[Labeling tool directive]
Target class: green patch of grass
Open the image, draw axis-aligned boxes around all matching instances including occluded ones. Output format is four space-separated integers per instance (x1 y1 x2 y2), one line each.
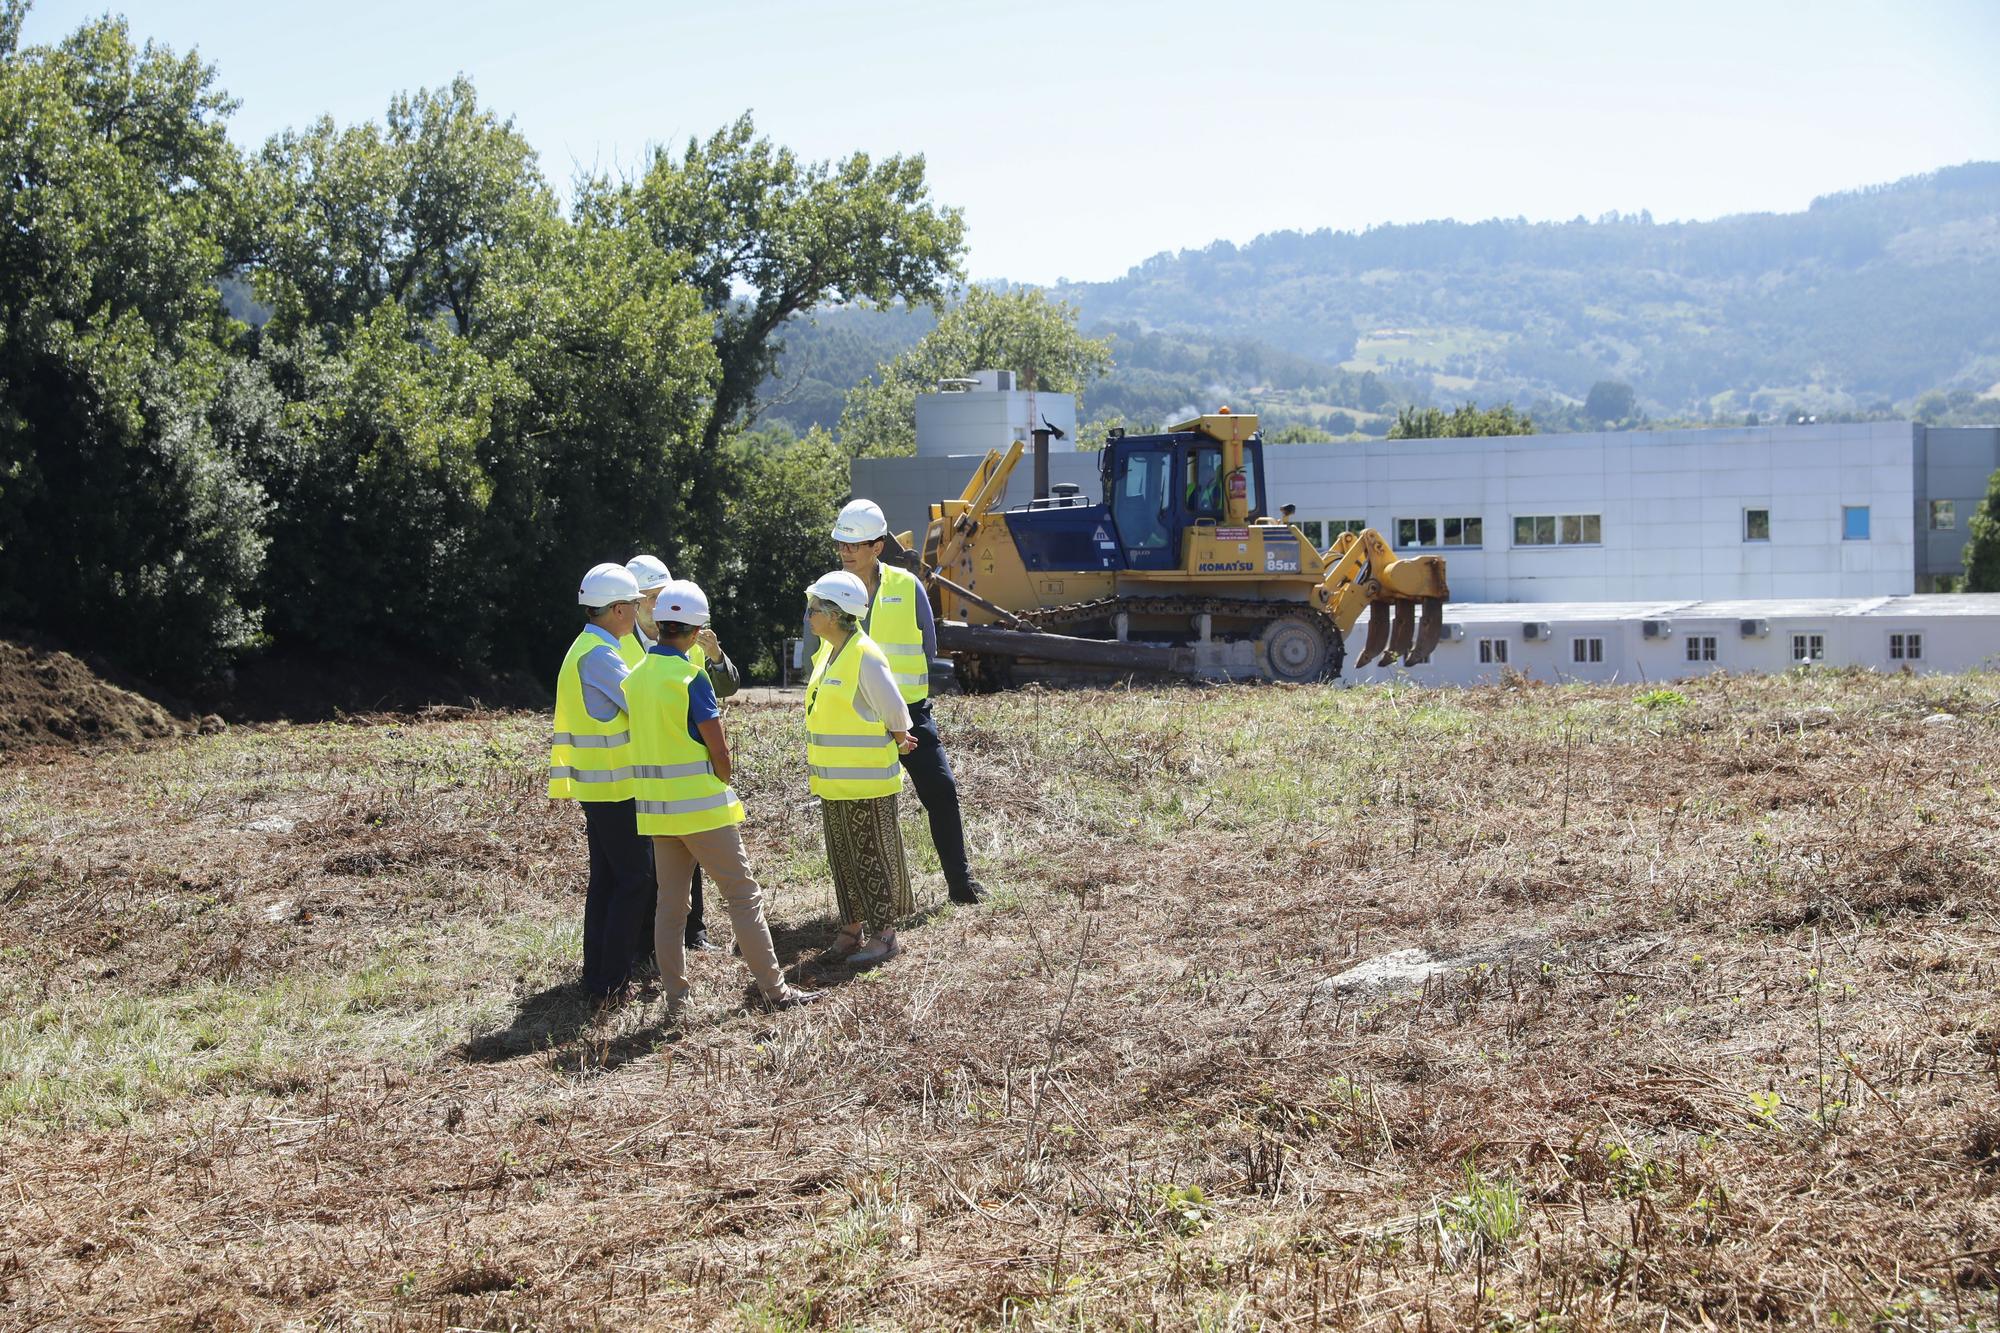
0 916 576 1131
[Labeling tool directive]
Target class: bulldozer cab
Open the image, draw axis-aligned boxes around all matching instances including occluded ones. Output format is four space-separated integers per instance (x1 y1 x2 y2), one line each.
1100 428 1266 571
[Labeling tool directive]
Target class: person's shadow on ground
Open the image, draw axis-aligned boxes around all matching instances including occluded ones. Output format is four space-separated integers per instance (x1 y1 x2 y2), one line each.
458 983 595 1063
456 915 882 1066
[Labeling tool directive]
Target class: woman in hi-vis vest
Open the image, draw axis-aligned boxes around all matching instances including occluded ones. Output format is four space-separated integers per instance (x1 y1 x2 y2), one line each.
802 571 918 966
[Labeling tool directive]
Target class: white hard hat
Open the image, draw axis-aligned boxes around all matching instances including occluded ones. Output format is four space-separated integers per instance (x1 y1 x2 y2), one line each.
626 553 672 591
805 570 871 617
652 578 711 628
578 562 641 608
830 499 888 544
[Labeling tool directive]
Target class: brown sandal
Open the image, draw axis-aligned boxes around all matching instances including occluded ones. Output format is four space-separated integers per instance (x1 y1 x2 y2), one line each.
820 924 864 962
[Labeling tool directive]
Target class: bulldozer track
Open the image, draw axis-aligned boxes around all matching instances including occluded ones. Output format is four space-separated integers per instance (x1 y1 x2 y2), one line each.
1017 595 1318 632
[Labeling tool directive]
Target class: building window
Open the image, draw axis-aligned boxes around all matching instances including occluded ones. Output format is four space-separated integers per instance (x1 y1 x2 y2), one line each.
1298 518 1367 547
1930 501 1956 530
1744 508 1770 542
1791 633 1825 663
1842 505 1871 541
1478 638 1509 665
1889 632 1923 661
1395 516 1482 549
1515 514 1601 546
1571 637 1604 664
1685 635 1718 663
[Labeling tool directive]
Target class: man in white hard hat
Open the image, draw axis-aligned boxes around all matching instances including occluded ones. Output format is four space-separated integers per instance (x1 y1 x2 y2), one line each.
625 578 821 1011
826 498 990 906
549 562 652 1003
623 553 744 956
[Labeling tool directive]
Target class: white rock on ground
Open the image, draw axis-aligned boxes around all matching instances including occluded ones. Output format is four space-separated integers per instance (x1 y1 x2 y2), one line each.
1317 947 1450 994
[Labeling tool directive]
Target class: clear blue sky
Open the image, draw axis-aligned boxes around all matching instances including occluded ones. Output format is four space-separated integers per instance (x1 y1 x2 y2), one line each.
23 0 2000 285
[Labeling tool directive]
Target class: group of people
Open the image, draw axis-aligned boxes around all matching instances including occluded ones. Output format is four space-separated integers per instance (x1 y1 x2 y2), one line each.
546 498 988 1012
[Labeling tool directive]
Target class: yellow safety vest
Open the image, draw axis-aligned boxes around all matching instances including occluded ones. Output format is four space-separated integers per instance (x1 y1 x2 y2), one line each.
868 563 929 703
805 632 905 800
622 631 705 672
549 631 633 802
624 651 745 836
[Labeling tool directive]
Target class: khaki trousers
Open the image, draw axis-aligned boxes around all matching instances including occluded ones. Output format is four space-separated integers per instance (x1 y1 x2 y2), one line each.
652 825 788 1000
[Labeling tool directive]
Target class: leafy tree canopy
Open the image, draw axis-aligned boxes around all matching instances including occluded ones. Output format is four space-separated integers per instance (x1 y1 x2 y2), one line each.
1964 469 2000 593
595 113 967 458
0 6 267 680
1388 403 1535 439
838 286 1112 457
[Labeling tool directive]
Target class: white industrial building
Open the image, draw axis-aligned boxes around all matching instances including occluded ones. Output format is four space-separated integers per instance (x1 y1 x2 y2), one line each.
911 369 1078 460
856 377 2000 684
1345 595 2000 686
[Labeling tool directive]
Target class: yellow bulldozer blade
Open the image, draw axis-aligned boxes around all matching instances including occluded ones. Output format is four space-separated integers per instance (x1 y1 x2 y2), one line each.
1407 597 1447 665
1353 600 1393 668
1382 600 1417 665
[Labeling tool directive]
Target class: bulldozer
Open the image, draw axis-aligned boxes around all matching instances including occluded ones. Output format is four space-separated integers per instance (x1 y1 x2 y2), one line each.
902 410 1450 689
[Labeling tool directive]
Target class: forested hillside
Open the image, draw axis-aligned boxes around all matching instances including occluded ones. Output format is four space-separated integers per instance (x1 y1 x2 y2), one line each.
761 164 2000 439
761 304 1406 442
1056 164 2000 419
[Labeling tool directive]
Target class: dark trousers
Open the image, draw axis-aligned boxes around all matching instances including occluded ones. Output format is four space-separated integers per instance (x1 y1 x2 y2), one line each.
638 863 705 955
581 798 653 996
901 699 972 893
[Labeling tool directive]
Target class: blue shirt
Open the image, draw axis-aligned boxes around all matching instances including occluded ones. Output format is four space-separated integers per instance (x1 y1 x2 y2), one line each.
651 644 720 744
577 623 631 722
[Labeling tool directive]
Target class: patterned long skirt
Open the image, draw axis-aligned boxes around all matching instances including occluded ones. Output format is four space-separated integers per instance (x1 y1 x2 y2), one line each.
820 794 913 931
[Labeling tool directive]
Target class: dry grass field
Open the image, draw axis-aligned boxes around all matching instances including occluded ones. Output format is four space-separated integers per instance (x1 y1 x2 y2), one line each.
2 671 1998 1330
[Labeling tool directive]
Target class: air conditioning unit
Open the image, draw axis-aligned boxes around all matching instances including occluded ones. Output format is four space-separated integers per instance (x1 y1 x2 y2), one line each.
1641 619 1672 639
1739 619 1770 638
1522 622 1553 640
1441 623 1466 642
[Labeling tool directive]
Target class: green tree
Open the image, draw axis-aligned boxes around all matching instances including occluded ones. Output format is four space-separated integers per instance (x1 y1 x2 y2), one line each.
704 428 850 677
838 286 1113 456
1584 380 1637 423
250 85 721 671
1964 468 2000 592
470 218 719 670
254 76 551 345
1389 403 1534 439
0 9 268 682
1269 423 1335 444
603 113 966 461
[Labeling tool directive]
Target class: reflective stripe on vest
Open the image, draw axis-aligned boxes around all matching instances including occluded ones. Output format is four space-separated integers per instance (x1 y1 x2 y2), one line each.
548 764 636 784
636 790 742 818
624 650 746 836
868 564 929 703
804 632 904 801
549 631 633 803
551 730 631 749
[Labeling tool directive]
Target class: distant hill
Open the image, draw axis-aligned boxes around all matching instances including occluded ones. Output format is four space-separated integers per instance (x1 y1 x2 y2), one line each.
1053 162 2000 419
757 162 2000 439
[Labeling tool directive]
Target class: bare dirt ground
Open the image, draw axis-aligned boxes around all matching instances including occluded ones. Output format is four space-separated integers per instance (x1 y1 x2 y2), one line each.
2 671 1997 1330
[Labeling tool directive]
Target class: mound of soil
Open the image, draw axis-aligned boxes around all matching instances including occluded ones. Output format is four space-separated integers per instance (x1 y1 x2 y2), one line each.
0 640 186 753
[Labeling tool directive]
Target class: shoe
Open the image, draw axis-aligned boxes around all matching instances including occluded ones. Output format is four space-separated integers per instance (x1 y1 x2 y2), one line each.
589 983 632 1013
849 934 901 967
820 924 864 962
686 931 721 953
765 985 824 1010
949 879 991 905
